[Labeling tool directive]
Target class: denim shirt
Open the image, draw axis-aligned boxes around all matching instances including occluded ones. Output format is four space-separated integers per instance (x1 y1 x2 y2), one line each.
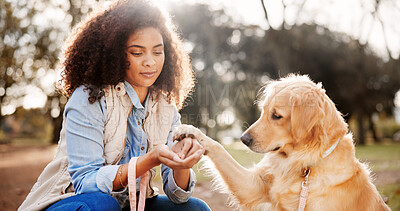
64 81 195 203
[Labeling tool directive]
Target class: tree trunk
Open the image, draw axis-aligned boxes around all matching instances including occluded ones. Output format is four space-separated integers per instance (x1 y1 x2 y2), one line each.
369 115 380 143
51 112 63 144
356 114 365 145
0 90 5 133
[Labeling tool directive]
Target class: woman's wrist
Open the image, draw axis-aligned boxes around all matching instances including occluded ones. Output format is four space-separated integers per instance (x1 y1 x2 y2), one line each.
118 164 128 188
147 149 161 167
173 168 190 190
113 152 160 191
135 151 160 177
113 163 128 190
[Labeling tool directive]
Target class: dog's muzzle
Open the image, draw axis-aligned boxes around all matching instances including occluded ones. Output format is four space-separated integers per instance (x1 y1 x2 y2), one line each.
240 133 253 146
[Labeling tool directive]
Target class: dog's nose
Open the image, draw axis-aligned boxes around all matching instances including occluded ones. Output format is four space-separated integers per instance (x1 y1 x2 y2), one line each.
240 133 253 146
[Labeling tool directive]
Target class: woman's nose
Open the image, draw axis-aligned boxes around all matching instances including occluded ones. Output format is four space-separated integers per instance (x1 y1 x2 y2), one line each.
143 54 156 67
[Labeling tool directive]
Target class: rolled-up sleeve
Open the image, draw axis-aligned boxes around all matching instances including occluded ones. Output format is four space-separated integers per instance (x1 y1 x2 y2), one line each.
161 107 196 204
65 87 118 194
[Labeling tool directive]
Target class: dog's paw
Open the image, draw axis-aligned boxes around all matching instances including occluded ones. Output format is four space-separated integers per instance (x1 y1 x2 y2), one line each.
173 124 221 155
173 124 203 142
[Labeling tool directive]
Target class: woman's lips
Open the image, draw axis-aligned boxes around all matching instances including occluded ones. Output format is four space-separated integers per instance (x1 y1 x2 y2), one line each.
140 72 156 78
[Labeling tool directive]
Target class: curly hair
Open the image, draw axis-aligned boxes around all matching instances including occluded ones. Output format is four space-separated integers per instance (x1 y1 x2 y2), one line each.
59 0 194 110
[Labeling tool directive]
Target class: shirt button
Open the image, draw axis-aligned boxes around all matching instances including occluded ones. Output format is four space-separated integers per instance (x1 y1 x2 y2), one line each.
141 147 145 151
137 121 141 125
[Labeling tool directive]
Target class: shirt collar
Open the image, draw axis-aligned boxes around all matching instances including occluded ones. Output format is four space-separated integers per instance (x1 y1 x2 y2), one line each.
123 81 149 110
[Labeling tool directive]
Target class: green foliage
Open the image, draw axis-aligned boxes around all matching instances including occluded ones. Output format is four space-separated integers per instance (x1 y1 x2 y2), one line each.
376 118 400 139
0 0 101 143
2 107 53 144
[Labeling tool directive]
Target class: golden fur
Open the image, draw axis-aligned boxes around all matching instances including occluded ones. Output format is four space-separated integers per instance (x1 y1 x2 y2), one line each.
174 74 390 211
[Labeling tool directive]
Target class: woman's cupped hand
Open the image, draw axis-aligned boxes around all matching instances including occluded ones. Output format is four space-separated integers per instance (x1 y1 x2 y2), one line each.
151 138 204 170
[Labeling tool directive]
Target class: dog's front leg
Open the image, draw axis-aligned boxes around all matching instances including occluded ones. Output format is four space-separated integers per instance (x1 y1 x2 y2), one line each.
174 125 270 207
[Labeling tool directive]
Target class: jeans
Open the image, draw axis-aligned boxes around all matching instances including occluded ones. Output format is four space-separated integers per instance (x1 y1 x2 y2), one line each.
141 195 211 211
45 193 120 211
46 193 211 211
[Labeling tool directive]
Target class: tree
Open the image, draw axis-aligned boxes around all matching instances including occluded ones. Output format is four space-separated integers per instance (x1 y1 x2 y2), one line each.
260 0 400 144
0 0 100 143
170 4 277 140
0 0 16 130
170 1 400 144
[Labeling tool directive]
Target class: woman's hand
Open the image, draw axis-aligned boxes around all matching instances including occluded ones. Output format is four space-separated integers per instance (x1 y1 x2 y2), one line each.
171 137 204 169
149 145 183 168
149 138 204 170
150 139 204 190
170 137 204 190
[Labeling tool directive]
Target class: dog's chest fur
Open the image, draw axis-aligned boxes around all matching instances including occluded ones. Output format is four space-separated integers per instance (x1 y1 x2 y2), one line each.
257 144 360 211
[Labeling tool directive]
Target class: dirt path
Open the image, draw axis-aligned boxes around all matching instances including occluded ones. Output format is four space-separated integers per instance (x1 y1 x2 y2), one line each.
1 145 398 210
0 145 56 210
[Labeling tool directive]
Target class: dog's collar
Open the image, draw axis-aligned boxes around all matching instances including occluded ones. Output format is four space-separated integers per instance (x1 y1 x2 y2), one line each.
302 138 340 175
322 138 340 158
304 138 340 169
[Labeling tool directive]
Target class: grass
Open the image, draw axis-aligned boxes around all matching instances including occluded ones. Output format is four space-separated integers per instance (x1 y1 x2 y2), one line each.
355 143 400 210
356 144 400 171
356 143 400 160
380 183 400 211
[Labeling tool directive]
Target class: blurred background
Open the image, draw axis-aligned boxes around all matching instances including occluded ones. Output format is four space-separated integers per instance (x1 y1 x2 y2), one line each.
1 0 400 210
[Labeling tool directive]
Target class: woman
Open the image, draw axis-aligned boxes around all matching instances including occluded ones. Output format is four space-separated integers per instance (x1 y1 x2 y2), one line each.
19 0 210 210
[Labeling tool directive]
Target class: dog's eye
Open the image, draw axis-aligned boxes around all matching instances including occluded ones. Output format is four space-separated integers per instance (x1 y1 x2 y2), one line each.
272 113 283 120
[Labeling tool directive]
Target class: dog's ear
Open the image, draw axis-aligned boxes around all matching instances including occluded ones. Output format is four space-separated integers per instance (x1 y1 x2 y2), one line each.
290 91 325 142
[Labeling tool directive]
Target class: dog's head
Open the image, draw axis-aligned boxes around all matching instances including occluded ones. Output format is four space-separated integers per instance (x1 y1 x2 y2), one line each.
241 74 347 157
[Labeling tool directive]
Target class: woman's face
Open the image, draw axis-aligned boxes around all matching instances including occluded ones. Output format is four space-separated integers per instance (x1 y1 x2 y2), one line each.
125 27 165 92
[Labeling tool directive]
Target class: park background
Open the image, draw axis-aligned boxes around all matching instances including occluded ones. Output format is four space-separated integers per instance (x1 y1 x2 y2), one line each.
1 0 400 210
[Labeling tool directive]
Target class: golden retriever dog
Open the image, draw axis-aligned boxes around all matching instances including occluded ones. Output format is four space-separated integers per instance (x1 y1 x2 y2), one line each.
174 74 390 211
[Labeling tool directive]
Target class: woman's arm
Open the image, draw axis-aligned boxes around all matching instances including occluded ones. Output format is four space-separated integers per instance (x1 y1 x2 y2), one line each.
66 87 117 194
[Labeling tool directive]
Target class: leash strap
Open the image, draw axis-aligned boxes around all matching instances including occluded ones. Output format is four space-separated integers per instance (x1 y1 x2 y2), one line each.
128 157 147 211
297 168 310 211
297 181 309 211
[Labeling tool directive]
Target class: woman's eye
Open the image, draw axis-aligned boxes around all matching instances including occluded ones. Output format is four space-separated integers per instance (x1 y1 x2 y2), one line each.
153 51 163 55
130 52 142 56
272 113 283 120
